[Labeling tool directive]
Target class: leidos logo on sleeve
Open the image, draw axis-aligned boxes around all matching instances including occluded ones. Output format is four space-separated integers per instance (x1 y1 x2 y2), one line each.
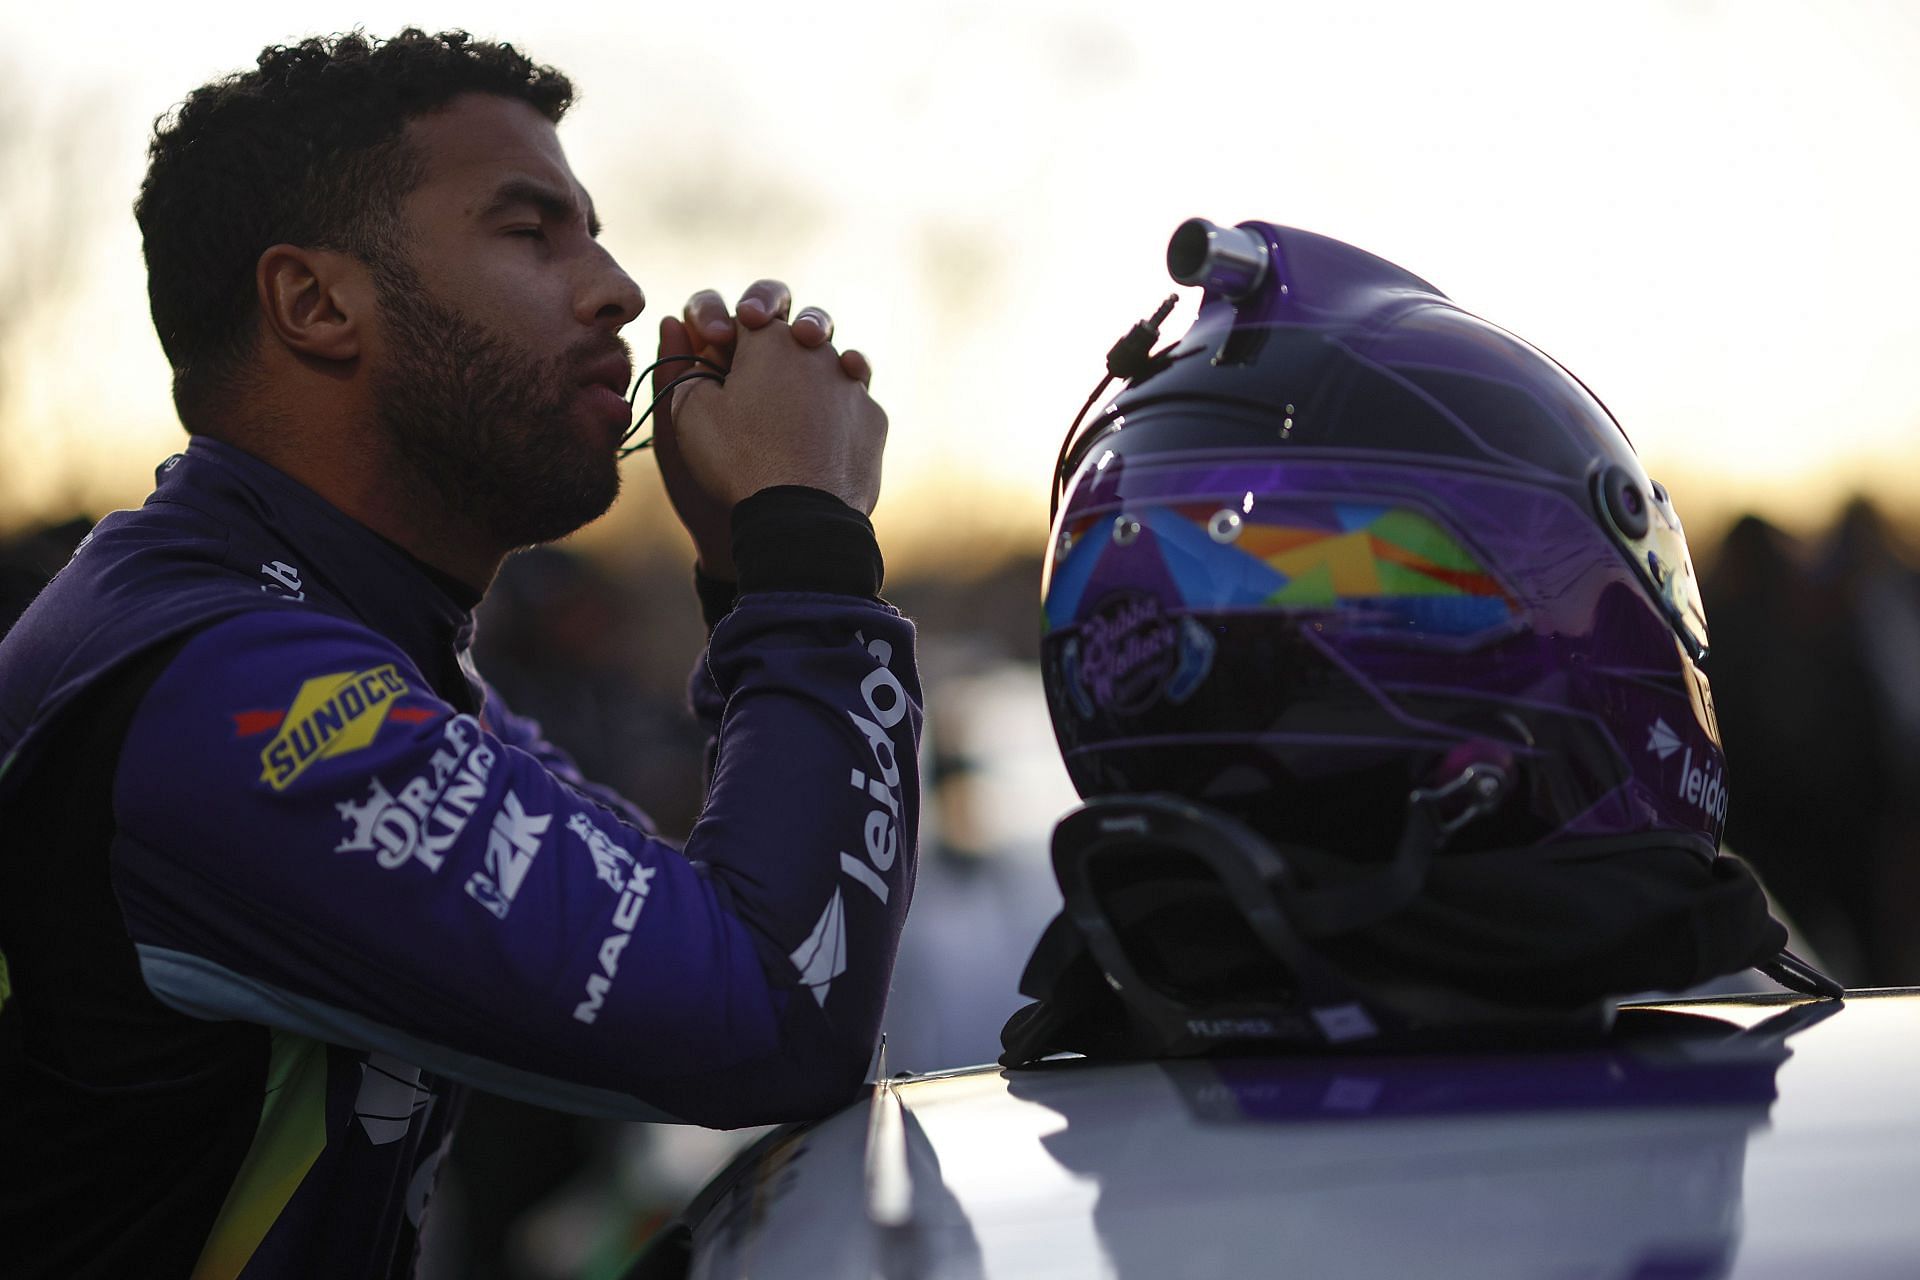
259 665 410 791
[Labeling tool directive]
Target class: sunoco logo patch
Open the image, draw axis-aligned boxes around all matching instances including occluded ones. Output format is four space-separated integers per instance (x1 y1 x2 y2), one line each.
259 665 409 791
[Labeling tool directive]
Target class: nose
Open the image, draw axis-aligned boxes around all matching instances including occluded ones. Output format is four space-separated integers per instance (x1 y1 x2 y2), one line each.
579 243 645 330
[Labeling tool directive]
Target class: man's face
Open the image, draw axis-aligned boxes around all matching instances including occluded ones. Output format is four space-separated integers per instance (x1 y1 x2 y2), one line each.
370 93 644 549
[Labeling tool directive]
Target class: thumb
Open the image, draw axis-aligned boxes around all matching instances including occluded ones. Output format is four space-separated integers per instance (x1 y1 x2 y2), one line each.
648 317 691 459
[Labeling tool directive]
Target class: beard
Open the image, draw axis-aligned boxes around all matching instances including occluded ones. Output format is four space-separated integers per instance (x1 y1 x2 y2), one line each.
370 269 625 550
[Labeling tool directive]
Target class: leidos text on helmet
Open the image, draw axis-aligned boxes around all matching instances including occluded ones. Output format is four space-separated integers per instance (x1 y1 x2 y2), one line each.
1679 746 1727 823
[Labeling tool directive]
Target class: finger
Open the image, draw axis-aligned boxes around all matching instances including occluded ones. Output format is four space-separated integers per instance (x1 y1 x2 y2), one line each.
670 364 721 422
735 278 792 329
649 317 689 439
655 316 694 392
653 320 721 440
683 289 734 348
839 349 872 388
791 306 834 347
657 313 692 360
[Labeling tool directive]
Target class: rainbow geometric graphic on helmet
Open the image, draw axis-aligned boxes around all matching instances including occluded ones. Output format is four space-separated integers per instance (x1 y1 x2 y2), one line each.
1045 501 1514 638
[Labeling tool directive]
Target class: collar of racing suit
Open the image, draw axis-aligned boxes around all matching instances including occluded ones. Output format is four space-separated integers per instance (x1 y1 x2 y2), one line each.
156 437 487 712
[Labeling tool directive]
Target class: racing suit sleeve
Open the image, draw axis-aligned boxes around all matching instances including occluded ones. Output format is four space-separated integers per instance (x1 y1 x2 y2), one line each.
480 685 659 837
688 573 731 785
109 589 919 1128
686 486 885 786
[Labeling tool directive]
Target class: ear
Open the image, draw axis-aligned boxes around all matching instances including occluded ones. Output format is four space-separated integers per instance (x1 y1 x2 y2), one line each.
256 244 370 363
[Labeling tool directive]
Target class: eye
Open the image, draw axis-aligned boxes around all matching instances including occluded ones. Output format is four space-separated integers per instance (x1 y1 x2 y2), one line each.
506 226 547 242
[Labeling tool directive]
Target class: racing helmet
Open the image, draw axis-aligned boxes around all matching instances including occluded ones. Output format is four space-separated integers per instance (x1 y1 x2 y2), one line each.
1006 220 1837 1063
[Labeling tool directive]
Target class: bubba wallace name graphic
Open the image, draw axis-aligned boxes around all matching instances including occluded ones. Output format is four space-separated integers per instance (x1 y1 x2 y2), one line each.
336 714 495 871
790 633 912 1007
1078 591 1179 714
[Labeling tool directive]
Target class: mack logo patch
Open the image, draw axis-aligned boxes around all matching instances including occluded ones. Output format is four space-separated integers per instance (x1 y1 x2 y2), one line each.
567 813 636 893
259 665 409 791
573 861 659 1024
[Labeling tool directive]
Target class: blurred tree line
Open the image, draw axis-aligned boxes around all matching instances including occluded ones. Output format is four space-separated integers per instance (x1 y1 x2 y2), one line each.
0 72 103 517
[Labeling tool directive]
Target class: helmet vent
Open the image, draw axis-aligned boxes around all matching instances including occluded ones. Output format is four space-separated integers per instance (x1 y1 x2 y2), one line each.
1167 218 1271 300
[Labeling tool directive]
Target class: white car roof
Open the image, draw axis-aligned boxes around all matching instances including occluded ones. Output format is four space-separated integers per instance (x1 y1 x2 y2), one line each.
677 991 1920 1279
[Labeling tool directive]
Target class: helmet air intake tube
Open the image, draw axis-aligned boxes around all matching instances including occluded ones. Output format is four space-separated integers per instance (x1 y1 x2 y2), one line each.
1167 218 1271 300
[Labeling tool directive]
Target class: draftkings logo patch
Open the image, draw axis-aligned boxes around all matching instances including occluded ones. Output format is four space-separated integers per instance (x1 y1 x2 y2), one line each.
255 665 410 791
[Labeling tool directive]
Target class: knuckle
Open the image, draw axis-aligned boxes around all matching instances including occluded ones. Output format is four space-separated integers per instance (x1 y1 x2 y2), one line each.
746 279 792 310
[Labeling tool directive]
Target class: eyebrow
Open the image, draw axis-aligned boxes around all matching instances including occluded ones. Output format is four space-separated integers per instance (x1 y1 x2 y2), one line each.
479 178 601 238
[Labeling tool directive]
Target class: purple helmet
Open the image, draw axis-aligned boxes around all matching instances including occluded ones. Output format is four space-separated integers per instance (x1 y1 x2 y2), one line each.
1045 220 1719 857
1010 221 1834 1060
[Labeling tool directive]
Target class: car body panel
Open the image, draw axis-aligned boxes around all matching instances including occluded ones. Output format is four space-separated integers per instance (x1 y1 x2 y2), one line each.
675 991 1920 1279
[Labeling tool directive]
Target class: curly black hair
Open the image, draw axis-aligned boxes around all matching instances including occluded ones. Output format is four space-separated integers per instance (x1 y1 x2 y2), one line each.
135 29 574 431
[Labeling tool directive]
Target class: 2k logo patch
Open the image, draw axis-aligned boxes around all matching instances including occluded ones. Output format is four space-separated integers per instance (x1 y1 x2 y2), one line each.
465 791 551 919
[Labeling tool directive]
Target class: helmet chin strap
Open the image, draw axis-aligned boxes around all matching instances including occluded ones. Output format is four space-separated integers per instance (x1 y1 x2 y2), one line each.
1282 761 1510 938
1009 773 1847 1065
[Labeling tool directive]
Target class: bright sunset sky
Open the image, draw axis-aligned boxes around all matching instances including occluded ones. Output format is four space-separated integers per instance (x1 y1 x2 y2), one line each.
3 1 1916 567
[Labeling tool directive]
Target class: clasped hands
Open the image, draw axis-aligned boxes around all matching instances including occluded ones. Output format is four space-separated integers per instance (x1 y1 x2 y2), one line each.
651 279 886 580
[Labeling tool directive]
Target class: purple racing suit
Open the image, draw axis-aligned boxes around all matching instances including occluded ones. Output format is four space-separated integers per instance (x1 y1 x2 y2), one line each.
0 439 921 1278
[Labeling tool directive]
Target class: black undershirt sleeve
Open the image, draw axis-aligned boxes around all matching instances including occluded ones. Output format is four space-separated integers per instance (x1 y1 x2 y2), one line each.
693 485 886 631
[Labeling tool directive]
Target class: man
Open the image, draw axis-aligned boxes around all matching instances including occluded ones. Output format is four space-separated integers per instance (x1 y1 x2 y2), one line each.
0 29 919 1279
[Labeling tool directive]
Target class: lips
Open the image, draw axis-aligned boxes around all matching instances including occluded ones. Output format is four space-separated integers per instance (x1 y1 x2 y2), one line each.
575 348 635 437
577 350 634 401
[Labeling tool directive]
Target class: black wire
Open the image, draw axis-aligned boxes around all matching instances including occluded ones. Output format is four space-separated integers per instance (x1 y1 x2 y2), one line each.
1047 294 1183 524
626 352 728 411
629 351 725 395
618 370 726 458
619 353 729 454
1050 374 1115 524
